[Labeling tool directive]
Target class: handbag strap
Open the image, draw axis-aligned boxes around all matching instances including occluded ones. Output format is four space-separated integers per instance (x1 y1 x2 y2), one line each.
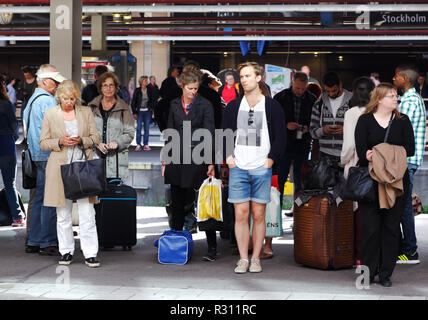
383 113 395 143
25 93 50 141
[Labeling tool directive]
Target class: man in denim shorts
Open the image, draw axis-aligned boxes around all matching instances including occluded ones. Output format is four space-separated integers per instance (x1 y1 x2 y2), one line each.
221 62 286 274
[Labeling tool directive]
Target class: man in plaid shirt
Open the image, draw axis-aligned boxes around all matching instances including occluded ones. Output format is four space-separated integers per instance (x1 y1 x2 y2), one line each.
393 64 426 264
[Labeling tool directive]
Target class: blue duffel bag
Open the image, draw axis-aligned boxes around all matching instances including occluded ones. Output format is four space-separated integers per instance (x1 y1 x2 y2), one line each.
154 229 194 265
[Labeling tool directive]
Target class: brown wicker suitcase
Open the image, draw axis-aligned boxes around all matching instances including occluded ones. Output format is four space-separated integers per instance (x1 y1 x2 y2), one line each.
293 195 354 269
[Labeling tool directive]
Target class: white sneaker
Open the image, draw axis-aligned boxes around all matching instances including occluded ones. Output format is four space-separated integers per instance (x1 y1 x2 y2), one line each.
234 259 249 274
135 145 143 151
249 258 262 273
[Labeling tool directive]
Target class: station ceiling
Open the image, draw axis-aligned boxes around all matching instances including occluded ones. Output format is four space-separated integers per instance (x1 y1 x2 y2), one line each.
0 1 428 53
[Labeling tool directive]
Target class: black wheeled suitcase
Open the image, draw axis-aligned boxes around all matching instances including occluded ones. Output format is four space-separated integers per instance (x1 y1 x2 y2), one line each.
95 154 137 250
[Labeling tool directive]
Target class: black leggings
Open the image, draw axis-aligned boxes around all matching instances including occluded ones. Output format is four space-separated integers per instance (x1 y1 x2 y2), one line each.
170 186 196 231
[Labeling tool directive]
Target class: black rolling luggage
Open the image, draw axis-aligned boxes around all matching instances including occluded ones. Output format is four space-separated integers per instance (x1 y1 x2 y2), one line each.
95 154 137 250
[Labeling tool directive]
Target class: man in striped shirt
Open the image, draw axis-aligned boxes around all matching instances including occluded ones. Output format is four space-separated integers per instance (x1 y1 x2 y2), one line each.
393 64 426 264
309 71 353 165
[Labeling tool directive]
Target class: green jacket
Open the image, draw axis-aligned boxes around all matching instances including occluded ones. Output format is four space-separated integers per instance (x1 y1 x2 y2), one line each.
89 95 135 179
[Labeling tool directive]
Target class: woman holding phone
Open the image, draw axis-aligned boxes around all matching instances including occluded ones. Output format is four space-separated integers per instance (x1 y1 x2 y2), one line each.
40 80 101 268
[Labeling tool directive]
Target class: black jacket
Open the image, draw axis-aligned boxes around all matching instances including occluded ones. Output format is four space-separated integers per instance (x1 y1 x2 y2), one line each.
221 96 286 174
0 99 18 139
155 77 182 131
197 85 226 129
273 88 316 154
81 83 99 106
164 95 215 188
131 87 155 115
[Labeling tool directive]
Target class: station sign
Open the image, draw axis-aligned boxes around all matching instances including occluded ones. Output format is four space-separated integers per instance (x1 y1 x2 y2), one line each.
371 12 428 27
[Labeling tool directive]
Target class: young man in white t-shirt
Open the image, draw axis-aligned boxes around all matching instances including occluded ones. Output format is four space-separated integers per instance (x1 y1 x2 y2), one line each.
222 62 286 274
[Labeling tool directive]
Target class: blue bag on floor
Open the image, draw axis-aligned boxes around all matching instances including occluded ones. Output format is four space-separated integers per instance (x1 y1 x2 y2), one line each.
154 229 194 265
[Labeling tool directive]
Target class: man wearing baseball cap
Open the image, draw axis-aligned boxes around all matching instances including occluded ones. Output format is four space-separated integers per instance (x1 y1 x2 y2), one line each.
23 64 66 256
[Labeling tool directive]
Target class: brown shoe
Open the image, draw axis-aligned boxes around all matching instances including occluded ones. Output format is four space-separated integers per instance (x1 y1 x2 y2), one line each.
39 246 60 256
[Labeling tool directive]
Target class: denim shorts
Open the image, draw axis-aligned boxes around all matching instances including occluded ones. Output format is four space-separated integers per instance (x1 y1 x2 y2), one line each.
228 165 272 204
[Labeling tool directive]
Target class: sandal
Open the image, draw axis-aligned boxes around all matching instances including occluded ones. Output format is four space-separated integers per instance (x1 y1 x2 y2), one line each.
260 251 274 259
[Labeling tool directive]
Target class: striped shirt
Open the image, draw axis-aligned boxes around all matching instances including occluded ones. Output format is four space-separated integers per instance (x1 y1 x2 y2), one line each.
398 87 426 166
310 89 353 157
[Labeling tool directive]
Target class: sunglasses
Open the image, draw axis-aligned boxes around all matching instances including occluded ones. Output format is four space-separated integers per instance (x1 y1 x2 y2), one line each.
248 109 254 126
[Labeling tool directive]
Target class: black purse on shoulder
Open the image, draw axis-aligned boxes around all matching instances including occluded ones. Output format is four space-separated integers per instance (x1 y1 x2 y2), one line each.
343 113 394 202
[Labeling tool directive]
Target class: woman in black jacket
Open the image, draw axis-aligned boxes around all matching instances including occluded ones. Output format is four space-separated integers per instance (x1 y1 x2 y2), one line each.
131 76 154 151
162 71 216 258
0 80 24 227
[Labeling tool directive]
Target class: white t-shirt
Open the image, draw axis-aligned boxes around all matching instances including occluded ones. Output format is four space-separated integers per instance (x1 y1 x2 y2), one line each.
234 96 270 170
329 94 344 118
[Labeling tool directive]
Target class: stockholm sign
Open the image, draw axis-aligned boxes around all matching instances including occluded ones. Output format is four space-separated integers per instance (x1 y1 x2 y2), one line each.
371 12 428 26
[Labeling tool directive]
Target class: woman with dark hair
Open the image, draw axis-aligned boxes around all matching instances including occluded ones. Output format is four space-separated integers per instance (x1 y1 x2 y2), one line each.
162 71 216 260
88 72 134 179
131 75 153 151
355 83 415 287
0 80 24 227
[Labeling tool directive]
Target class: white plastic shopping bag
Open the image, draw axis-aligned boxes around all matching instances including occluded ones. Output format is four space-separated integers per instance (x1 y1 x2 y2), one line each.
197 177 223 222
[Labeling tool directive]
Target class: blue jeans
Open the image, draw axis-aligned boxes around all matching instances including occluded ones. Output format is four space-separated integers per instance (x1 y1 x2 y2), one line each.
0 152 22 220
401 163 418 255
278 151 308 208
136 110 152 146
27 161 57 248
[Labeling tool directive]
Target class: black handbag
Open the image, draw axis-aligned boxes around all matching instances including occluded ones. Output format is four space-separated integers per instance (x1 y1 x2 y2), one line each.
21 94 49 189
22 139 37 189
343 166 376 202
60 148 107 200
343 113 394 202
301 157 337 190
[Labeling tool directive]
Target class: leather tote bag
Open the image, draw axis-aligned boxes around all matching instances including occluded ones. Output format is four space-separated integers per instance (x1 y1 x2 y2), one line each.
343 166 376 202
61 148 107 200
301 157 337 191
343 113 394 202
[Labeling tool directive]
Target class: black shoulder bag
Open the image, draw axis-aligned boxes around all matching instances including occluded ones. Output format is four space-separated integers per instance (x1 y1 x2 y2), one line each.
343 113 394 202
22 94 49 189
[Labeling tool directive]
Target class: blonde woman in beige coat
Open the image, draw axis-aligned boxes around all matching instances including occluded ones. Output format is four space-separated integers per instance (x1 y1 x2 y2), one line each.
40 80 101 268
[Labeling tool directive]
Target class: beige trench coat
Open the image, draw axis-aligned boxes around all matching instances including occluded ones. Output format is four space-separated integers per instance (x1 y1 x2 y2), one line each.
40 105 100 208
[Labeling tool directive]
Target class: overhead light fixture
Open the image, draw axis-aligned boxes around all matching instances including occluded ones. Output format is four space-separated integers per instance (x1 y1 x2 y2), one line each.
113 13 121 23
123 14 132 24
0 5 13 25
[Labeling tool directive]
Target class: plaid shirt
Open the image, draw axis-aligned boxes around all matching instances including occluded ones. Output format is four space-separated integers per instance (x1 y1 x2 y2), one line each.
399 87 426 166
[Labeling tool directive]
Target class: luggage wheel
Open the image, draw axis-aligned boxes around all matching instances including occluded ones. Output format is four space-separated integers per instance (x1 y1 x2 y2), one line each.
123 246 132 251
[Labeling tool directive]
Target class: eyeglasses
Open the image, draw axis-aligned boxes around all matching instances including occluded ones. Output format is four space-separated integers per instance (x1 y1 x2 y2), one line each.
102 84 115 89
248 109 254 126
60 96 76 102
385 94 400 99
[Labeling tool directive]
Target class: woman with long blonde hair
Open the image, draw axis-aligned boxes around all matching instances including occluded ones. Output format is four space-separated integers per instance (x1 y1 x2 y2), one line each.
354 83 414 287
